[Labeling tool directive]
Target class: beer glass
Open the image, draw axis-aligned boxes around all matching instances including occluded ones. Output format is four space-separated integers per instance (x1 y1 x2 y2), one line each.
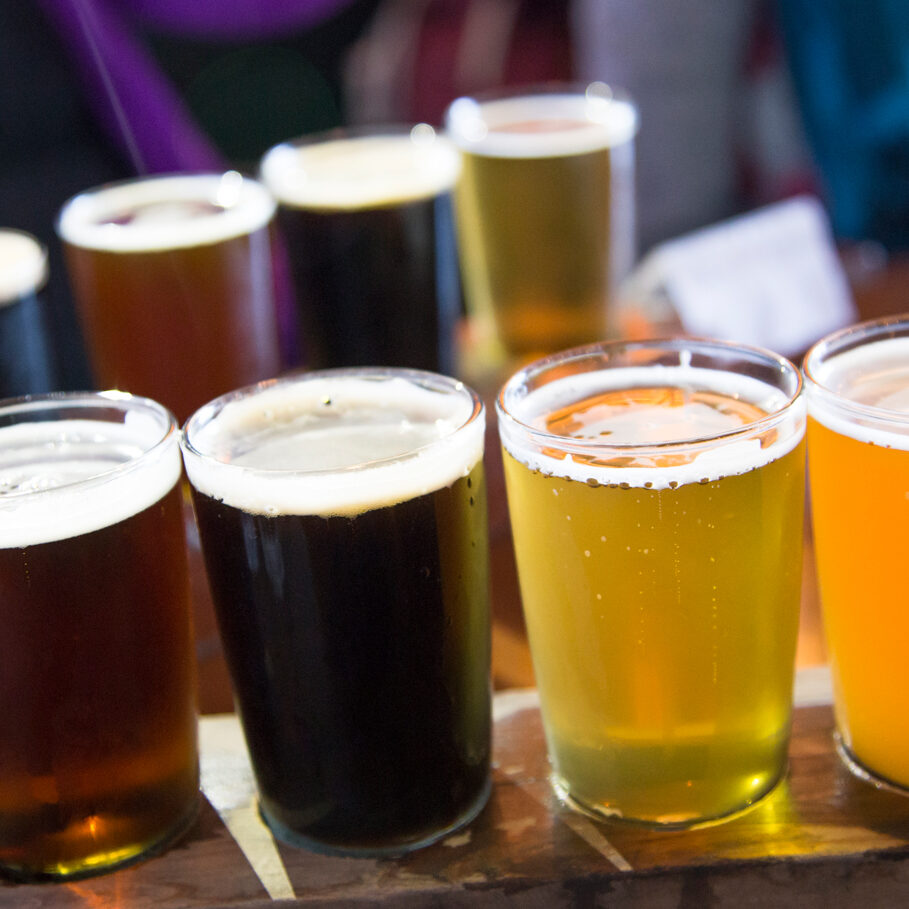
446 82 638 365
0 229 55 397
259 126 462 374
0 392 199 880
182 368 491 855
497 338 806 827
57 171 282 423
804 315 909 790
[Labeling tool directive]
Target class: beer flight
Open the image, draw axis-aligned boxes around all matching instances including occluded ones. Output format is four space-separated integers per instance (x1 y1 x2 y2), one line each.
0 81 907 883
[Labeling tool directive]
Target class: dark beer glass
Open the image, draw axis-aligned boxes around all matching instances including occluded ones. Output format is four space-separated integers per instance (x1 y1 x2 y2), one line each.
0 229 55 397
57 172 282 423
182 369 491 856
259 126 462 374
0 392 199 880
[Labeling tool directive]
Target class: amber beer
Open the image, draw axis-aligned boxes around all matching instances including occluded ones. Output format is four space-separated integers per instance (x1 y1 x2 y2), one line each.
446 84 638 362
260 128 462 373
182 369 490 855
57 172 282 423
498 339 805 827
804 317 909 789
0 393 198 880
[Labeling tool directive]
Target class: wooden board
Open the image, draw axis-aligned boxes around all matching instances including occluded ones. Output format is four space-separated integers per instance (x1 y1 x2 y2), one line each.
6 673 909 906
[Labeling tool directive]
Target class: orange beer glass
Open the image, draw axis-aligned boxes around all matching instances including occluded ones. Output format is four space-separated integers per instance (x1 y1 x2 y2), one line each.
804 315 909 789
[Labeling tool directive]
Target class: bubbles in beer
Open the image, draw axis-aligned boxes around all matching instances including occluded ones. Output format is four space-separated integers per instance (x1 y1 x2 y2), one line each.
500 365 803 488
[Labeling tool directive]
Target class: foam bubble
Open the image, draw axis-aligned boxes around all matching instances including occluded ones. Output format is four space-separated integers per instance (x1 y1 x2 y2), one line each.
57 172 276 253
0 230 48 305
806 335 909 450
182 374 484 517
0 419 181 548
499 365 804 490
260 131 461 210
446 91 638 159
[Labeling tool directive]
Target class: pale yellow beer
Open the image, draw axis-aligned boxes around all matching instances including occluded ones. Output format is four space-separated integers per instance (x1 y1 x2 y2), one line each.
498 340 805 827
446 84 637 363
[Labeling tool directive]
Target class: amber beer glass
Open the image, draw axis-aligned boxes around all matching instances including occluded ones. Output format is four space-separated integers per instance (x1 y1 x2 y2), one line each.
0 393 198 880
57 172 282 423
446 83 638 364
259 127 462 374
498 338 806 827
182 369 490 855
804 316 909 789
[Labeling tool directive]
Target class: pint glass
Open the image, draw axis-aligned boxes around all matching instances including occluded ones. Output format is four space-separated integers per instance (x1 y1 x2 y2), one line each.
0 393 199 880
498 338 806 827
182 369 491 855
446 83 638 364
804 316 909 789
260 127 462 374
0 229 55 397
57 172 282 423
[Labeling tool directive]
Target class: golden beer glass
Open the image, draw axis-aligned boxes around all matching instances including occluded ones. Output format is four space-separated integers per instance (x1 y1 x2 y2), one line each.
0 392 199 880
497 338 806 827
446 82 638 366
804 315 909 790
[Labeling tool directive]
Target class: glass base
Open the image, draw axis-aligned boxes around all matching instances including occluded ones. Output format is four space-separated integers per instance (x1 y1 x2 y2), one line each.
260 775 492 859
834 732 909 795
0 796 200 883
551 766 785 832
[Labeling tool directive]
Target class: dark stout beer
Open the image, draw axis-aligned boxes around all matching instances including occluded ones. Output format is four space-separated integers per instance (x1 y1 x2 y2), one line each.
183 371 490 854
0 395 198 880
58 172 282 423
260 130 462 374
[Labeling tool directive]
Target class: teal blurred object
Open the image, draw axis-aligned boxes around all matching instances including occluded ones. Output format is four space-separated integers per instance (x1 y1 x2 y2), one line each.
777 0 909 249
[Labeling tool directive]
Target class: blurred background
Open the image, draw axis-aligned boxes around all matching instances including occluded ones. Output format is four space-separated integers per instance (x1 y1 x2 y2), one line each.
6 0 909 390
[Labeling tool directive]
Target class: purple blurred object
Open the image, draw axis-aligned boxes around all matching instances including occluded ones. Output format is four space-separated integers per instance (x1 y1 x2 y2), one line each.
37 0 355 173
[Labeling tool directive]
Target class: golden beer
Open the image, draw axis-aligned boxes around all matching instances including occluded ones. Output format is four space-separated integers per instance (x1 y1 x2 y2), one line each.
498 340 805 826
804 319 909 789
446 84 637 362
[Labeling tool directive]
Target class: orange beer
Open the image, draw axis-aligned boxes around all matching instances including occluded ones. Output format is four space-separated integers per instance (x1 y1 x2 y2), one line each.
804 317 909 788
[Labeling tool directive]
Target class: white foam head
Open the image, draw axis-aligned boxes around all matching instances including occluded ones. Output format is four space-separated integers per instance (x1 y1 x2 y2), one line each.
446 83 638 159
260 126 462 210
499 364 804 490
0 230 48 306
0 394 181 548
805 333 909 450
182 371 485 517
57 171 276 253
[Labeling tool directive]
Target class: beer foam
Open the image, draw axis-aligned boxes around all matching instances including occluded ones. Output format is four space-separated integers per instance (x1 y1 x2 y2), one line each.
446 90 638 159
57 172 276 253
0 230 48 305
499 365 804 490
182 374 485 517
260 130 462 210
806 335 909 451
0 417 181 548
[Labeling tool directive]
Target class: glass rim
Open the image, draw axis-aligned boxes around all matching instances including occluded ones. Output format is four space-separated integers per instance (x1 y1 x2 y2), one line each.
260 122 450 154
803 313 909 427
55 169 275 250
0 389 178 500
444 78 638 113
181 367 485 478
496 336 803 456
